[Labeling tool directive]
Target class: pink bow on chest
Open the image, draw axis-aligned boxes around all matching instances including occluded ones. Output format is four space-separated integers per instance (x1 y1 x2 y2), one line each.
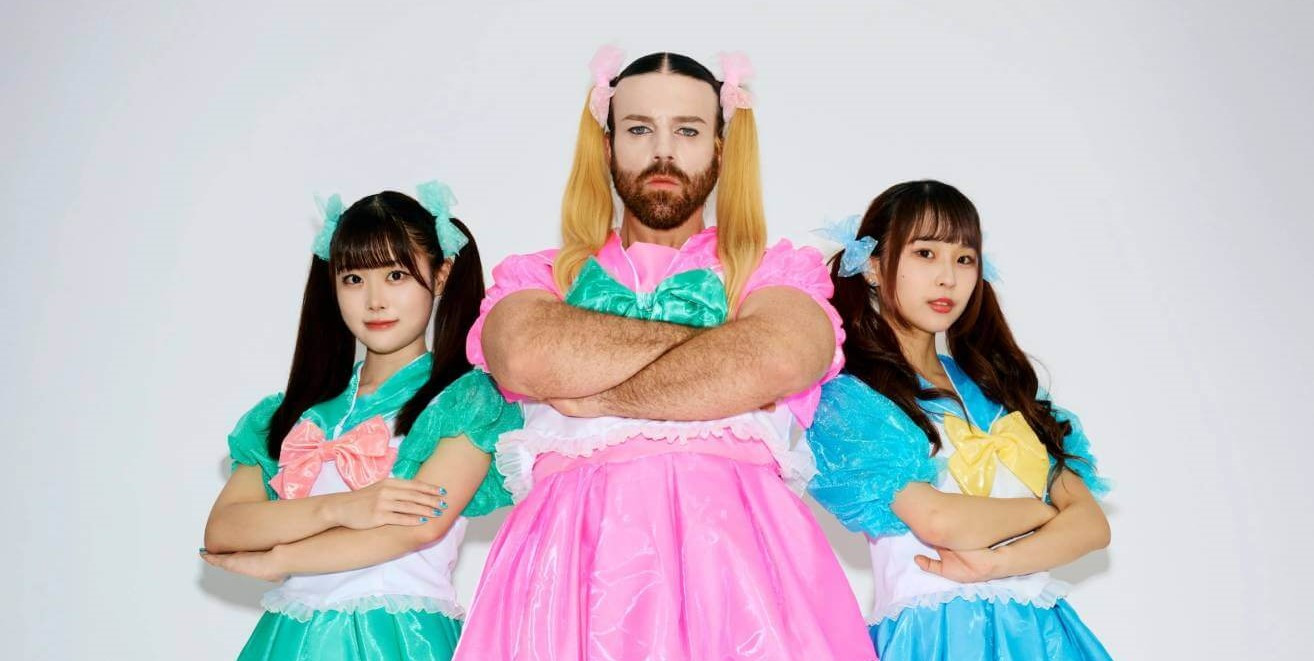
268 416 397 499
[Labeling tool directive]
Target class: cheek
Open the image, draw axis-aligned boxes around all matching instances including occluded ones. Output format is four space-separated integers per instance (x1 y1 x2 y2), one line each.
676 137 716 169
613 138 650 169
335 288 363 325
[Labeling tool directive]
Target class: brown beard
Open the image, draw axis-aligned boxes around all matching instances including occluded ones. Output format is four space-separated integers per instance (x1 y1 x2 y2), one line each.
610 156 720 231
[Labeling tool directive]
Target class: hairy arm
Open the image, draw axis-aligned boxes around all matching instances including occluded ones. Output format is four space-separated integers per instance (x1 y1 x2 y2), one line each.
204 436 490 577
482 290 701 399
555 287 834 421
892 482 1058 551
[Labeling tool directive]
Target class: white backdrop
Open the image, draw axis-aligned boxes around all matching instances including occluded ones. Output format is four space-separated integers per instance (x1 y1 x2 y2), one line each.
3 1 1311 659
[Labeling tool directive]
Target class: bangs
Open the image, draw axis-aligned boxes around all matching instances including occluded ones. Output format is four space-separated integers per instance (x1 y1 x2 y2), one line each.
902 194 982 249
328 210 431 287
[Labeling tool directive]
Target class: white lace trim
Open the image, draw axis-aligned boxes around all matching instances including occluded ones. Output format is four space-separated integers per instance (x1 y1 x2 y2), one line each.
493 419 817 503
261 592 466 623
866 580 1072 626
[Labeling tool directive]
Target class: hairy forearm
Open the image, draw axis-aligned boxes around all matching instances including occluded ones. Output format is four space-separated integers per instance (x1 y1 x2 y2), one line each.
269 520 451 576
898 487 1058 551
484 296 700 399
204 495 340 554
594 291 833 420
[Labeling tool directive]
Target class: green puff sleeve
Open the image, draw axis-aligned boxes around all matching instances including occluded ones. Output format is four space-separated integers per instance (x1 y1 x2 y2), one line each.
1050 405 1111 502
806 374 940 538
393 369 523 517
227 393 284 500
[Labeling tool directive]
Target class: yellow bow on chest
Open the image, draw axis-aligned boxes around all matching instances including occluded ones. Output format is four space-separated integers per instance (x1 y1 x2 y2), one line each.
944 411 1050 498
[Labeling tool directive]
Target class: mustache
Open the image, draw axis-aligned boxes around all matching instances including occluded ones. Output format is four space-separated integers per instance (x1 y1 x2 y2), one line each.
637 162 692 187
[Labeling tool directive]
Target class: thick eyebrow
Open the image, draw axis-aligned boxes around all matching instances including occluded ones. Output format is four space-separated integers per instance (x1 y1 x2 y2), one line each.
619 114 709 125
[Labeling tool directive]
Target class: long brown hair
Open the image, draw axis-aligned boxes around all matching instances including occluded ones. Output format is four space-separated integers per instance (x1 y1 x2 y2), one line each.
831 180 1077 479
265 192 485 459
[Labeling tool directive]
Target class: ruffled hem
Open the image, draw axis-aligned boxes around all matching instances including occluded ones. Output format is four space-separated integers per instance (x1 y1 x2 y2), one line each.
260 593 466 623
866 581 1071 626
493 418 817 503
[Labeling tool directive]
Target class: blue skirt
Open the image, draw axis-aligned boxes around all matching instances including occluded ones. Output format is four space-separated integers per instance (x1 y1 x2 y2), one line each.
870 597 1111 661
237 607 462 661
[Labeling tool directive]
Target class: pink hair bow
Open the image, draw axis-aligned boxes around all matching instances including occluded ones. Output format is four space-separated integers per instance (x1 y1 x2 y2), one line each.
718 52 755 122
588 45 626 128
268 416 397 499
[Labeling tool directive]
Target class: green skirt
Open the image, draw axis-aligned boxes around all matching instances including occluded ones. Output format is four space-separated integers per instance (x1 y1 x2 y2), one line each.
237 607 462 661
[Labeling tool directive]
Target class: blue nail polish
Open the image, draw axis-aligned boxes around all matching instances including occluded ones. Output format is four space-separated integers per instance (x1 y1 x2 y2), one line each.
439 500 448 509
420 517 429 523
198 547 208 555
433 508 441 516
438 487 448 496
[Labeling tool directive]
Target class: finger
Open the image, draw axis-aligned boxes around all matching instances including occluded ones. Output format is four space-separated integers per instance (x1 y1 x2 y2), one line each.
392 479 442 495
914 555 941 575
392 491 445 510
387 513 430 527
392 501 445 519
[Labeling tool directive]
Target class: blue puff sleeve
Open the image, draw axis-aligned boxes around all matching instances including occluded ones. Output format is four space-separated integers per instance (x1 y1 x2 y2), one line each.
393 369 523 517
1051 405 1111 501
227 393 284 500
807 374 939 537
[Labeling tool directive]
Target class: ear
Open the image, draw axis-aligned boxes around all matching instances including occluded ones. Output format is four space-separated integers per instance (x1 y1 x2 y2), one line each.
432 259 454 297
864 257 881 287
603 133 613 164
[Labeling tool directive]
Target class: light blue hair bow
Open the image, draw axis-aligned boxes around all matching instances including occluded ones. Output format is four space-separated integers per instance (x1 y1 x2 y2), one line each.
311 193 346 261
981 254 1000 284
415 180 468 260
813 214 877 277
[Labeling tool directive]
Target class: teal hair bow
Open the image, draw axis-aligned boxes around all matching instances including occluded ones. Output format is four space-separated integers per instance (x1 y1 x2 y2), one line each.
415 180 468 260
564 258 728 327
311 193 346 261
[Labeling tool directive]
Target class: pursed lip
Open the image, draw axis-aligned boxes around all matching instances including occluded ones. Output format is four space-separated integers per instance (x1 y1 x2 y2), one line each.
364 319 398 330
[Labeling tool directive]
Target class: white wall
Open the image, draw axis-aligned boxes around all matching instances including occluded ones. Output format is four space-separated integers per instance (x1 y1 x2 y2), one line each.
3 1 1310 658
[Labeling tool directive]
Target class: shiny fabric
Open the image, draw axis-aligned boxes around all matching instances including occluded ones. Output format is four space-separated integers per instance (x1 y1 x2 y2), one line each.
453 437 875 660
391 369 522 517
269 416 397 499
944 412 1049 498
238 607 462 661
869 597 1112 661
807 374 940 538
564 256 728 328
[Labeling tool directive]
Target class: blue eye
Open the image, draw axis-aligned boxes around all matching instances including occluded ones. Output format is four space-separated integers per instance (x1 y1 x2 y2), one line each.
628 126 652 135
676 127 699 137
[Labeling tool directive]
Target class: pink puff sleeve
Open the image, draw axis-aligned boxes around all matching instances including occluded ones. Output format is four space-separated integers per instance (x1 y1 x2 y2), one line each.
466 249 562 391
739 239 845 427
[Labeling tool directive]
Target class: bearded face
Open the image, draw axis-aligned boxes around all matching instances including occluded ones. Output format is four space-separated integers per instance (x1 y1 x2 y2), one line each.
610 152 719 231
607 72 721 231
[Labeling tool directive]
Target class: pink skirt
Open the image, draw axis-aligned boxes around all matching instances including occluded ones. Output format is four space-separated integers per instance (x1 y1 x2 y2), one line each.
454 436 876 660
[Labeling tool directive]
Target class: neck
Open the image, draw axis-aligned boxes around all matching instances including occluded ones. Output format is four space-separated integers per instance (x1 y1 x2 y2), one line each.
358 336 428 394
894 324 944 383
618 208 706 248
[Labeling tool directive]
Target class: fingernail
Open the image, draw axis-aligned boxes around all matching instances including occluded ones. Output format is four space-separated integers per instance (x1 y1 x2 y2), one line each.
433 508 441 516
198 547 208 555
438 487 447 496
439 500 448 509
420 517 429 523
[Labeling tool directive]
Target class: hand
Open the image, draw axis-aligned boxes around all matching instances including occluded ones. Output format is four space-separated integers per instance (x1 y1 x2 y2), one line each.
201 548 288 582
325 478 445 529
915 547 1004 583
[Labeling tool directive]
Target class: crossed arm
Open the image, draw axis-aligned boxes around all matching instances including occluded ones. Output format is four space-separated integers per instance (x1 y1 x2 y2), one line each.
909 470 1111 582
202 436 491 580
482 287 835 420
